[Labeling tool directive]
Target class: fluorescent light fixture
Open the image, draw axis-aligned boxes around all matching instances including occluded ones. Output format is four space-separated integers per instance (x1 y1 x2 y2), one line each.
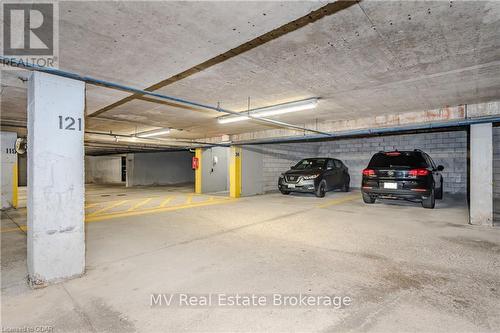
136 128 171 138
217 98 319 124
217 115 250 124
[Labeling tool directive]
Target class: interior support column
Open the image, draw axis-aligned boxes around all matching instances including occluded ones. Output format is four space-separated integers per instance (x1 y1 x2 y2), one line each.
470 123 493 226
229 146 241 198
27 72 86 286
195 148 202 194
1 131 18 209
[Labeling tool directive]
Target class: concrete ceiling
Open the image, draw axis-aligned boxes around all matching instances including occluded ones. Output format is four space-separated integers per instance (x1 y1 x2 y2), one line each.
1 1 500 151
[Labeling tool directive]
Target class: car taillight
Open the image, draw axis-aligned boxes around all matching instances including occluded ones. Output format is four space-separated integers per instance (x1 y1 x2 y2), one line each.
362 169 375 176
409 168 429 177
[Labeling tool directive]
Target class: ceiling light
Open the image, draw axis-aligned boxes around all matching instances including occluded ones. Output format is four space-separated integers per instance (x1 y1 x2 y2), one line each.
136 128 171 138
217 98 319 124
217 115 250 124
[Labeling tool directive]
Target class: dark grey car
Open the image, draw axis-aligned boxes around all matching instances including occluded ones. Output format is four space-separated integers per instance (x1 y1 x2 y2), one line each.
278 158 350 197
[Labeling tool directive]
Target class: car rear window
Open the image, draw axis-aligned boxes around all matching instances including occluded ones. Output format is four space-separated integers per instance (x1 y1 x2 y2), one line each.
368 152 428 168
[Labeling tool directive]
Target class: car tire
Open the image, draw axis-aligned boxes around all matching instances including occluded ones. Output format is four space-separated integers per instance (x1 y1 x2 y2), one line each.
315 180 326 198
421 188 435 209
342 180 350 192
436 180 443 200
362 192 375 204
280 189 290 195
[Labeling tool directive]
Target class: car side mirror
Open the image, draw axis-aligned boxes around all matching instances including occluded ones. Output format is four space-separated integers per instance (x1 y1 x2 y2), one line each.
436 165 444 171
290 165 296 169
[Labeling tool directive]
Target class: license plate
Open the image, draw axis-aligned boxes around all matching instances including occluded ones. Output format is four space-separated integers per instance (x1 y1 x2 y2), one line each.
384 182 397 189
288 184 296 189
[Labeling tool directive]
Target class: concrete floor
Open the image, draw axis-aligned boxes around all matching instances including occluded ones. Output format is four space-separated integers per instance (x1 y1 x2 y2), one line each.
2 186 500 332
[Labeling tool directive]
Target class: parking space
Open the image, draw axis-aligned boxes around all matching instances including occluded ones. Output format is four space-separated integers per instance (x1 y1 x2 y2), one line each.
2 185 499 332
1 185 233 232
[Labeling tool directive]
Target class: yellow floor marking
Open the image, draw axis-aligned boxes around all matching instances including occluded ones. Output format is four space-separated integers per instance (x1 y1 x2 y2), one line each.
0 225 27 233
88 200 129 216
85 198 237 223
83 192 192 208
317 194 359 208
159 196 174 208
84 202 101 209
185 194 194 204
127 198 152 212
2 198 231 232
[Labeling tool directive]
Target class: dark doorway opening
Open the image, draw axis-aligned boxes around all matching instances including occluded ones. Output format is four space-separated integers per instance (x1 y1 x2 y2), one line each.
121 156 126 182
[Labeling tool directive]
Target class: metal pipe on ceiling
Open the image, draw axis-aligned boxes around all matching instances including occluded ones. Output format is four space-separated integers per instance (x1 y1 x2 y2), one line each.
0 56 331 136
233 115 500 146
0 120 227 148
85 130 228 147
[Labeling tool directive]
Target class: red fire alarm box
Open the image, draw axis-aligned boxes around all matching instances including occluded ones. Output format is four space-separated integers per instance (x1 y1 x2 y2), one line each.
192 157 199 170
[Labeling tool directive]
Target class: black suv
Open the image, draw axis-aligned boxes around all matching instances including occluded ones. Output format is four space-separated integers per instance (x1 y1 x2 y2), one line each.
361 150 444 208
278 158 350 197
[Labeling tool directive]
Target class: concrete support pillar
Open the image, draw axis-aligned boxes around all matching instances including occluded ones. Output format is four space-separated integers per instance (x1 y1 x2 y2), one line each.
1 131 18 209
194 148 202 194
470 123 493 226
229 146 241 198
27 72 85 286
125 154 134 187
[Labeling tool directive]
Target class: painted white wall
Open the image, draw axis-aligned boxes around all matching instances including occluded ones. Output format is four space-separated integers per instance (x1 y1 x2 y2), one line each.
202 147 229 193
27 72 85 285
241 146 264 196
85 155 123 184
1 131 17 209
127 151 194 186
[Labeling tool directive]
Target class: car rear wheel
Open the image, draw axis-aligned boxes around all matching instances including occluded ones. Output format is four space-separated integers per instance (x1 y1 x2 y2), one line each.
315 180 326 198
421 189 435 209
362 192 375 204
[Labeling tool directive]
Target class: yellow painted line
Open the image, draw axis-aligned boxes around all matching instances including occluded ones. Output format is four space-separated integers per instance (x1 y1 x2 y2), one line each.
88 200 129 216
85 198 237 223
0 225 27 233
2 199 236 232
229 146 242 198
195 148 202 194
185 194 194 205
85 202 101 209
127 198 152 212
83 193 177 208
12 163 18 208
317 194 359 208
159 196 174 208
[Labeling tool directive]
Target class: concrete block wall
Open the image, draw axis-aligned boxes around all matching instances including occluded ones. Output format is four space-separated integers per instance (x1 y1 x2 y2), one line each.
255 131 467 194
251 143 320 193
317 131 467 194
